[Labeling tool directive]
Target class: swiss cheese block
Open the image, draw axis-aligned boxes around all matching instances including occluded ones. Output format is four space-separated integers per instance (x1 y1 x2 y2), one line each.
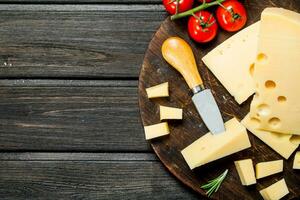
293 152 300 169
249 8 300 134
181 118 251 169
259 179 289 200
202 22 259 104
146 82 169 98
234 159 256 186
159 105 182 120
255 160 283 179
144 122 169 140
242 115 298 159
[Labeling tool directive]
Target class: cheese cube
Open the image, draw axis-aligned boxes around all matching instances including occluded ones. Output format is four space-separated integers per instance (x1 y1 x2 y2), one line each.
144 122 169 140
242 115 298 159
293 152 300 169
181 118 251 169
256 160 283 179
259 179 289 200
159 105 182 120
249 8 300 134
146 82 169 98
202 22 259 104
234 159 256 186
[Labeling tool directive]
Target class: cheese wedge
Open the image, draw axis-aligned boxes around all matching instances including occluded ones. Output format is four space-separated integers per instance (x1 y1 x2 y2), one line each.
293 152 300 169
144 122 169 140
146 82 169 98
202 22 259 104
259 179 289 200
242 115 298 159
159 105 182 120
256 160 283 179
181 118 251 169
249 8 300 134
234 159 256 186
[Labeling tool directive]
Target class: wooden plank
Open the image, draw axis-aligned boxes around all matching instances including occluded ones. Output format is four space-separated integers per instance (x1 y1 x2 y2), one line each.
0 153 200 199
0 4 165 78
0 79 149 151
0 152 158 161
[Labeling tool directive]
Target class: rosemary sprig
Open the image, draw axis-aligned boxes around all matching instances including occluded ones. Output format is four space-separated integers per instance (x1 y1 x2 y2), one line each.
201 169 228 197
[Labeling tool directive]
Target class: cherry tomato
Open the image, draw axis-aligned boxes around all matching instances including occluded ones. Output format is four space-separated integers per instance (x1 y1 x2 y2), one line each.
188 11 218 43
216 0 247 32
163 0 194 15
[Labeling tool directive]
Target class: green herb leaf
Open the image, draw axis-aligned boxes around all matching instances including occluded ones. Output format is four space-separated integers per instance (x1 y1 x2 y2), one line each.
200 169 228 198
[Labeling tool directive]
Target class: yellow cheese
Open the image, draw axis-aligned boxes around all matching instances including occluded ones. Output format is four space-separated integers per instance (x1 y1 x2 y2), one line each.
249 8 300 134
234 159 256 186
256 160 283 179
242 115 298 159
181 118 251 169
293 152 300 169
259 179 289 200
144 122 169 140
202 22 259 104
146 82 169 98
159 105 182 120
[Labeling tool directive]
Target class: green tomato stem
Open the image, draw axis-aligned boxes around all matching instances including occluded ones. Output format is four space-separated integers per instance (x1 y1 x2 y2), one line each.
170 0 226 20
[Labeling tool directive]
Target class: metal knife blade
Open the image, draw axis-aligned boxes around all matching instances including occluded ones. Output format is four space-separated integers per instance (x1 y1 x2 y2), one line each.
192 89 225 134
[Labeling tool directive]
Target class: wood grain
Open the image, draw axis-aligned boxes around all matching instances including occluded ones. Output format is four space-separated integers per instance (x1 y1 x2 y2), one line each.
0 79 148 151
0 153 200 200
0 5 164 78
138 0 300 199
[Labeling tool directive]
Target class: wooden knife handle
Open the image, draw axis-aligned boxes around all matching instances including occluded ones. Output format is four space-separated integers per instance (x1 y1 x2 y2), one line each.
161 37 203 90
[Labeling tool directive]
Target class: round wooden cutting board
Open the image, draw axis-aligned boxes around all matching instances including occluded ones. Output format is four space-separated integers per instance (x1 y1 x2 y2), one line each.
138 1 300 199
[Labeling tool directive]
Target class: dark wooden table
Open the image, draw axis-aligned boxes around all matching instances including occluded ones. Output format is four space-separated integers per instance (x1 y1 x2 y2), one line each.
0 1 201 199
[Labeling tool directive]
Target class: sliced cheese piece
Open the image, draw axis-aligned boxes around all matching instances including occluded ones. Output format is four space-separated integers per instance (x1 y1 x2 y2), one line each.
293 152 300 169
202 22 259 104
144 122 169 140
249 8 300 134
146 82 169 98
242 115 298 159
259 179 289 200
181 118 251 169
234 159 256 186
256 160 283 179
159 105 182 120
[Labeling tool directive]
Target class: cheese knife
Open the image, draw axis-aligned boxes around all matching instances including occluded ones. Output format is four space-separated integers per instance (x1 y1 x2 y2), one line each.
162 37 225 134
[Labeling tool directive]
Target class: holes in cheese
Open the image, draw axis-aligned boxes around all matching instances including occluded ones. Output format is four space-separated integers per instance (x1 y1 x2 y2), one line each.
257 104 270 116
159 105 182 120
268 117 281 128
255 160 283 179
234 159 256 186
256 53 268 63
290 135 300 145
293 152 300 169
242 115 298 159
249 63 255 76
277 96 287 102
201 22 259 104
250 117 261 127
264 80 276 89
144 122 169 140
259 179 289 200
181 118 251 169
145 82 169 98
